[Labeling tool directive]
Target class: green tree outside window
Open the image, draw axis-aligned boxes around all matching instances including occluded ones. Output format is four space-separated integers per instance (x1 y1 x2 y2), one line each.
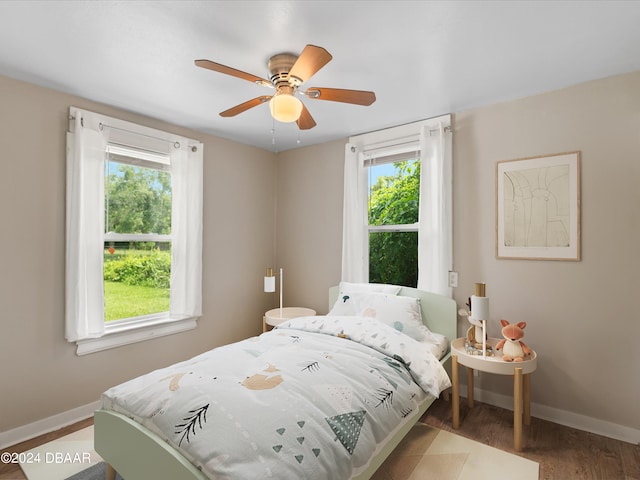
368 160 419 288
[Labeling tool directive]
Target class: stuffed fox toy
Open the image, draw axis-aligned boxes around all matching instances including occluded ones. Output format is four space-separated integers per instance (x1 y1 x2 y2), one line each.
495 319 532 362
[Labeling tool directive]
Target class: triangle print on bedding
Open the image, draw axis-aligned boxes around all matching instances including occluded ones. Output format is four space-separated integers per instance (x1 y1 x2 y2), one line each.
325 410 366 455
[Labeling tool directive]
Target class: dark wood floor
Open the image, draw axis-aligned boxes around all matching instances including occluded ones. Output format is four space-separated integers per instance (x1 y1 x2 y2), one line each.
2 400 639 479
421 397 640 480
0 418 93 480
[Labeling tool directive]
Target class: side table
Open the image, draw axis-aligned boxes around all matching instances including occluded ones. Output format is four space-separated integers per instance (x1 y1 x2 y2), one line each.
451 337 537 451
263 307 316 332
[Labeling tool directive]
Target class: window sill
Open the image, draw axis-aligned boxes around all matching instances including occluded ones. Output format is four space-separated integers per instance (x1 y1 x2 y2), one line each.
75 315 198 356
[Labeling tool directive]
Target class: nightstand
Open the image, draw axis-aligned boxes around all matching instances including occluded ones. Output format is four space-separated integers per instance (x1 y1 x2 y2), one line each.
450 337 537 451
262 307 316 332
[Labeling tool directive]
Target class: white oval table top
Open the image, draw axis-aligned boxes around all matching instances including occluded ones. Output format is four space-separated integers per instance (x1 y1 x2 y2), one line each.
264 307 317 326
451 337 537 375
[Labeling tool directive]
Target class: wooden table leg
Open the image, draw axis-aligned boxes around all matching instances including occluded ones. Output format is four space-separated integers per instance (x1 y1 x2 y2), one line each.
106 464 117 480
523 373 531 426
514 367 523 452
441 388 450 402
466 367 474 408
452 354 459 429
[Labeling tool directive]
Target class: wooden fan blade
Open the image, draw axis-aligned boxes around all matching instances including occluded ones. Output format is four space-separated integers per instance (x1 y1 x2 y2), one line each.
220 96 271 117
296 103 317 130
305 87 376 106
288 45 332 84
195 59 271 86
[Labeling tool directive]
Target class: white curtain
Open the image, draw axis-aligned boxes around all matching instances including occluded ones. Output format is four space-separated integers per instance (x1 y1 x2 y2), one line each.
341 143 368 283
169 143 203 318
417 123 453 296
65 113 107 341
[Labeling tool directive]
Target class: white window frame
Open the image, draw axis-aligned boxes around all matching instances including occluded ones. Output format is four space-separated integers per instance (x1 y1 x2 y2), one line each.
365 151 420 282
343 115 452 295
66 107 203 355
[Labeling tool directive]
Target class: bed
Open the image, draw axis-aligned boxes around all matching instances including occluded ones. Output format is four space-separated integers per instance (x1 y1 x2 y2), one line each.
94 283 457 480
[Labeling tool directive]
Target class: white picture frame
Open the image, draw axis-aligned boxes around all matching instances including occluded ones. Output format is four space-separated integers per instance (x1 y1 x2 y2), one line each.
496 151 581 261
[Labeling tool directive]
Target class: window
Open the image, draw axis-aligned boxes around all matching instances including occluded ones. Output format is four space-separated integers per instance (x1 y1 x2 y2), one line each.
104 146 172 322
367 155 420 287
66 107 203 354
342 116 452 295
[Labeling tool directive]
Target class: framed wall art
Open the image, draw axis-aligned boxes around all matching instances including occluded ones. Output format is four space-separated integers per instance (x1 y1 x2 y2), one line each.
496 151 581 261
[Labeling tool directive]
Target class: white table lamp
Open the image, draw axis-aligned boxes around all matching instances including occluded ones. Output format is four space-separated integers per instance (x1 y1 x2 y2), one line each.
264 267 283 317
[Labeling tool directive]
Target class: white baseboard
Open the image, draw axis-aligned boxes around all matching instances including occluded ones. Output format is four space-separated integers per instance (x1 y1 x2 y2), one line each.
0 400 101 450
465 387 640 446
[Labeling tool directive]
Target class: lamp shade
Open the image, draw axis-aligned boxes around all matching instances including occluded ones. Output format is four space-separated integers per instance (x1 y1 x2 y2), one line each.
269 93 303 123
264 275 276 292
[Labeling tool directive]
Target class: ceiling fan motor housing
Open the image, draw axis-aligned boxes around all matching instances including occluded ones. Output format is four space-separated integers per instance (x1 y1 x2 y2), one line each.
268 53 303 89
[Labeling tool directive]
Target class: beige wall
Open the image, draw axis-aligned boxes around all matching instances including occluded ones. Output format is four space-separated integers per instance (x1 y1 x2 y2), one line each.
276 71 640 437
0 75 277 432
453 71 639 433
275 140 345 314
2 69 638 441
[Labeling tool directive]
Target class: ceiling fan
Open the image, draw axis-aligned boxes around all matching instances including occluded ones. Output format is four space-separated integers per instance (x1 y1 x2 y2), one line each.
195 44 376 130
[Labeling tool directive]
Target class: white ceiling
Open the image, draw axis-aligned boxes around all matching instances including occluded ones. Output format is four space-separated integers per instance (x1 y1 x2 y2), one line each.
1 1 639 152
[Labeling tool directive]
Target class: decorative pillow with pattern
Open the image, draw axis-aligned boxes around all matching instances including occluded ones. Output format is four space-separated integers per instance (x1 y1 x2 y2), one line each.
328 291 386 316
338 281 402 295
356 294 429 341
329 283 401 316
329 292 440 344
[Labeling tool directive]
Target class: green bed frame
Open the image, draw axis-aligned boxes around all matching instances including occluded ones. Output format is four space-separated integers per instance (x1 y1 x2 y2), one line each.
94 285 457 480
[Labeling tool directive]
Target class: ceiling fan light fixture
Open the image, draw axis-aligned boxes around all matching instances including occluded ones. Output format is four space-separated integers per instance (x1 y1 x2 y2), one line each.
269 92 303 123
196 44 375 131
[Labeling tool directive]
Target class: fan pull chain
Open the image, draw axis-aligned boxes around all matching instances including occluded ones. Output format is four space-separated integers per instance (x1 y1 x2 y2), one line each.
271 117 276 145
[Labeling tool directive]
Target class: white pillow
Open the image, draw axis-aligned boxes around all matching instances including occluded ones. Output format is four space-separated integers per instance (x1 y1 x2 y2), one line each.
328 291 386 316
357 294 429 341
338 282 402 295
328 282 402 316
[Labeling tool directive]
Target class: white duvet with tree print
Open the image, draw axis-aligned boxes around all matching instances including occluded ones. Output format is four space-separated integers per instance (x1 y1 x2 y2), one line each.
101 315 450 479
